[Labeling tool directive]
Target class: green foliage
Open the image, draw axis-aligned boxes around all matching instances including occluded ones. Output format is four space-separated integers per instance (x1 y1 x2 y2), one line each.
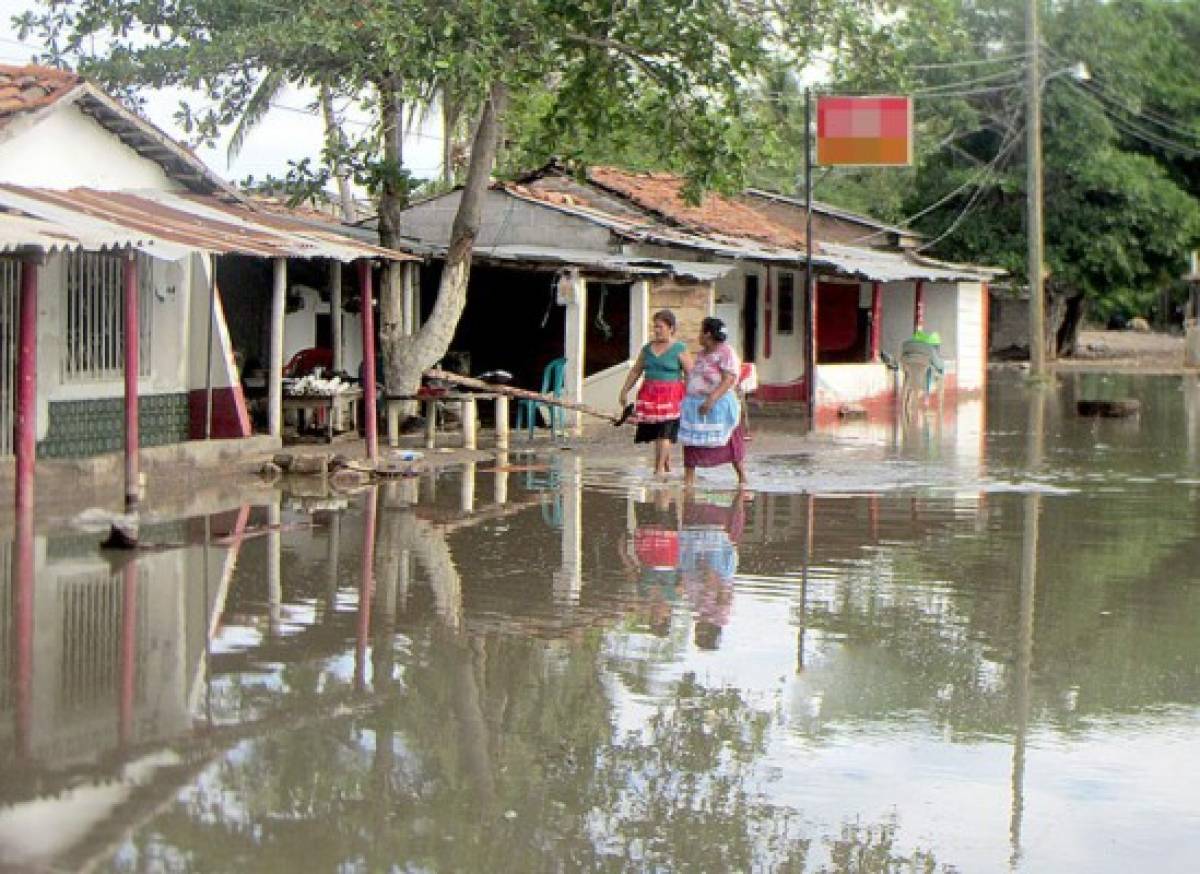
19 0 780 201
807 0 1200 321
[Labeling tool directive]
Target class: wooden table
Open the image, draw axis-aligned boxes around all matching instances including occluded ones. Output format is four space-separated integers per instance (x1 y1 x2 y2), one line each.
384 392 509 450
283 389 361 442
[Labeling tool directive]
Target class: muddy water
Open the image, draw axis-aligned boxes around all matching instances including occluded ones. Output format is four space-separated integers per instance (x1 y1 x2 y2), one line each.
4 373 1200 872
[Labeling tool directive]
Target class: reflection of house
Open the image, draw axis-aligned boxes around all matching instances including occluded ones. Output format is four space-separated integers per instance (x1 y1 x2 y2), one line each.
0 64 415 467
399 163 999 420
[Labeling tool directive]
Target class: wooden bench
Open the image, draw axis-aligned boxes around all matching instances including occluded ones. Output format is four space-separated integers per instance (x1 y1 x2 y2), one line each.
384 392 509 450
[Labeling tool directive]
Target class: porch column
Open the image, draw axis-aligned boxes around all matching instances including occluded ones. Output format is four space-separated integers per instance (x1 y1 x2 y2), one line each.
870 281 883 361
14 257 38 515
630 279 651 357
561 271 586 436
123 252 140 510
356 486 378 691
357 260 379 461
329 261 343 372
118 557 139 747
553 455 582 604
12 487 34 761
268 257 287 438
913 279 925 331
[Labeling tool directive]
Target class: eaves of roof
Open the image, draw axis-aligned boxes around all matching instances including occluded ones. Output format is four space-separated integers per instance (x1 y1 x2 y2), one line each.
0 185 419 263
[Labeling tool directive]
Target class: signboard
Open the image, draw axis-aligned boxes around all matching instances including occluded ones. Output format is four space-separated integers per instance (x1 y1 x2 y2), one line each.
816 96 913 166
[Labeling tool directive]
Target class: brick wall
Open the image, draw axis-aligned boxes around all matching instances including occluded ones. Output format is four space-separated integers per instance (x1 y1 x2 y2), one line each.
649 279 713 350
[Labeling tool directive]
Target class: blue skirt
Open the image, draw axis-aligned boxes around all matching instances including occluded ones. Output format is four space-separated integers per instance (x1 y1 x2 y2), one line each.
679 393 740 448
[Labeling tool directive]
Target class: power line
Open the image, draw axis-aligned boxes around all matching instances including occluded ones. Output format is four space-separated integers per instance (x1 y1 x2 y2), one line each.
1063 81 1200 158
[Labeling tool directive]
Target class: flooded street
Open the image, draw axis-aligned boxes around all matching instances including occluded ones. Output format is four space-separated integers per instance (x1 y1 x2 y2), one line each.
4 372 1200 872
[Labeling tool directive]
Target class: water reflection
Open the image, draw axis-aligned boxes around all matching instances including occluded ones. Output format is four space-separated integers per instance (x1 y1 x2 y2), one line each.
4 375 1200 871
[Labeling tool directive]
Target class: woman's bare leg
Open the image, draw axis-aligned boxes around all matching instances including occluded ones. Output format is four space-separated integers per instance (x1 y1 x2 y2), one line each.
654 439 670 475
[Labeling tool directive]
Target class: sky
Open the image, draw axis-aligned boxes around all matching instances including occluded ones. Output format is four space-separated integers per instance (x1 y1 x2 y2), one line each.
0 0 444 192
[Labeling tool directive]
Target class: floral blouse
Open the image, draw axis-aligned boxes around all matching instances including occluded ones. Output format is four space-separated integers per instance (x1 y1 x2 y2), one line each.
685 343 740 397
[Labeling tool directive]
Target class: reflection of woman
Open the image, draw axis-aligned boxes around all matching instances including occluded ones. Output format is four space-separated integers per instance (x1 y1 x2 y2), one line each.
619 310 693 476
618 494 683 637
679 493 745 651
679 317 747 487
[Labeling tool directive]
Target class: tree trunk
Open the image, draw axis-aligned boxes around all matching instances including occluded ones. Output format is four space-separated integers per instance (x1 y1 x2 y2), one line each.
319 84 357 223
379 80 509 396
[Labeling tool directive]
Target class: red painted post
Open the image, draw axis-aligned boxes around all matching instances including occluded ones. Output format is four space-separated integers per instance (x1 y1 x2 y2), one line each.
355 487 378 691
12 502 34 761
123 253 140 510
119 558 138 747
15 258 38 515
357 260 378 462
913 279 925 331
870 281 883 361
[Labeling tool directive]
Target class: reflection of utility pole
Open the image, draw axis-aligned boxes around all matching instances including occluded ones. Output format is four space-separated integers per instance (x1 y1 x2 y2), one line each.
798 493 813 673
119 558 140 748
1011 389 1044 866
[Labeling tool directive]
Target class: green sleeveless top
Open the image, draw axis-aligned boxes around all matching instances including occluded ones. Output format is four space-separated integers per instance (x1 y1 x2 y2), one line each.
642 341 685 381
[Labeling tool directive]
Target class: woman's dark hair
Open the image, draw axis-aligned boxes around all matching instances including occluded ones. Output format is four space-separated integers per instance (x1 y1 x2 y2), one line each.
701 316 727 343
651 309 677 330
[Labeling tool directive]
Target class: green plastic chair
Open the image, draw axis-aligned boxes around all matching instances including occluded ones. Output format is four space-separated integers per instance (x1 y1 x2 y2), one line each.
515 358 566 439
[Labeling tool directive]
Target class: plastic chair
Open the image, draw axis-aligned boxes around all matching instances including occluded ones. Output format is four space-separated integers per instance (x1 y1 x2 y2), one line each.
515 358 566 439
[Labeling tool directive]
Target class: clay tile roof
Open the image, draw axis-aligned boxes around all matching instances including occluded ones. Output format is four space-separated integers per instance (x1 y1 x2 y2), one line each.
586 165 806 249
0 64 82 122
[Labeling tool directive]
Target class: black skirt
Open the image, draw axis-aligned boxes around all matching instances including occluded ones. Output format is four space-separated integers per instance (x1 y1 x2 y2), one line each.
634 419 680 443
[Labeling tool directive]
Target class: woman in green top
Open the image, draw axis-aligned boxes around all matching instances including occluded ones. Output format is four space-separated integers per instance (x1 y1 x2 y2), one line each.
619 310 694 476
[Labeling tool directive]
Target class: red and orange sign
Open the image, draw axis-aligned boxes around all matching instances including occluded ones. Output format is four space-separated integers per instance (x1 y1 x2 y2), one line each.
816 96 913 166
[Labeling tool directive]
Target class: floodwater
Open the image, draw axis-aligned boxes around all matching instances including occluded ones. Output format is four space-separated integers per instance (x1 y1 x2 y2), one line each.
4 372 1200 872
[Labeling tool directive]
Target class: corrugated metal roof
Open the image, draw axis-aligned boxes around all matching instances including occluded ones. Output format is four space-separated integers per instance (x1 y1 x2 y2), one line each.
0 211 158 254
818 242 997 282
0 185 416 262
464 244 734 281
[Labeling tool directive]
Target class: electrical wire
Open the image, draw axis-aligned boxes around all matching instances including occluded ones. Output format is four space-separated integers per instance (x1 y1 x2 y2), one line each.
1063 81 1200 157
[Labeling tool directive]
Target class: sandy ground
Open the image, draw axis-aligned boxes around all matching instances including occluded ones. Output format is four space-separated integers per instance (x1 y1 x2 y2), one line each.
1061 328 1188 371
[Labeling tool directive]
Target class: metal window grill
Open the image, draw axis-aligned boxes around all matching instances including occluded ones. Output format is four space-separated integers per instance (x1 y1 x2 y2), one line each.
1 258 18 456
62 252 154 383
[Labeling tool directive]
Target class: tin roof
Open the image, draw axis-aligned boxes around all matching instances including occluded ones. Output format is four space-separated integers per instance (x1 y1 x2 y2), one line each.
0 185 417 262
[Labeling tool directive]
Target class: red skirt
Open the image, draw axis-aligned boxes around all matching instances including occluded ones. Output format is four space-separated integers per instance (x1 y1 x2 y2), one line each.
636 379 684 424
634 527 680 568
683 424 747 468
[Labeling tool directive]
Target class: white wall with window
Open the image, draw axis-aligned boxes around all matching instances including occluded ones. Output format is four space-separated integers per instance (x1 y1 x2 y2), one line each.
28 250 192 442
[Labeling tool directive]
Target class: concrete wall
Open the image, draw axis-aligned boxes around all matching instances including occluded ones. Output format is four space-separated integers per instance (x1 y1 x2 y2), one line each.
400 190 612 250
0 101 182 191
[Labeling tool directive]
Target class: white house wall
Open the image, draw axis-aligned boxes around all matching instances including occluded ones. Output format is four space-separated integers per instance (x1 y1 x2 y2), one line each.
0 101 182 191
923 283 959 379
955 282 986 391
280 284 364 376
881 281 917 362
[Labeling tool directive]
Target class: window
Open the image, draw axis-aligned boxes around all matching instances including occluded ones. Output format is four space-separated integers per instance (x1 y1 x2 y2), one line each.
62 252 153 382
777 272 795 335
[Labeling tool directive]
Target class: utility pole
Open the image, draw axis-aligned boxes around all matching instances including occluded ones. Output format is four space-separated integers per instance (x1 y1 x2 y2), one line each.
1025 0 1047 378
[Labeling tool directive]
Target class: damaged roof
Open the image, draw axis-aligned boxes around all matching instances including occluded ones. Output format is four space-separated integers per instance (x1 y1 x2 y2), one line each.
0 184 417 262
437 243 733 282
498 164 998 282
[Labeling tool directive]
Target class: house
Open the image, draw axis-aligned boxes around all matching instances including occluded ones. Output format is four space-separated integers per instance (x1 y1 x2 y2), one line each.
398 163 999 424
0 64 418 505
